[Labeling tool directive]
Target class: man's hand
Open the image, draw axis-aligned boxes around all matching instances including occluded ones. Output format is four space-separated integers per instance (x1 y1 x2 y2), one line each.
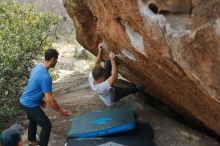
40 100 46 108
98 42 107 51
95 43 104 66
44 92 71 116
59 108 71 116
98 44 103 52
109 52 115 60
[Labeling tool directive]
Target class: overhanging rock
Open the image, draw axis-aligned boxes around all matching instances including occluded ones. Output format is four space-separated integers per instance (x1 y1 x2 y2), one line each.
64 0 220 135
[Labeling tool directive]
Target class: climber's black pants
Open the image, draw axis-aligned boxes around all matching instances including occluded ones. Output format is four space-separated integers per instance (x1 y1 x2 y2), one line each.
104 60 138 102
114 85 138 101
20 104 51 146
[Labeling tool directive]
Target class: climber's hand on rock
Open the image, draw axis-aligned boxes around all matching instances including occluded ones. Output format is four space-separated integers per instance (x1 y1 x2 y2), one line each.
98 43 106 51
109 52 115 60
98 45 103 52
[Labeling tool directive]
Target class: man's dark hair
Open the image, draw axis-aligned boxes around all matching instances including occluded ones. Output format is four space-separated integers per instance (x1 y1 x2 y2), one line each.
0 124 24 146
0 131 21 146
92 65 105 80
45 48 59 61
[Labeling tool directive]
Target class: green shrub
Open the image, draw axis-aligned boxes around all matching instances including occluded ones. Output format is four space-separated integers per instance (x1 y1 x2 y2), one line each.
0 0 59 120
0 105 20 118
49 68 60 80
0 104 21 130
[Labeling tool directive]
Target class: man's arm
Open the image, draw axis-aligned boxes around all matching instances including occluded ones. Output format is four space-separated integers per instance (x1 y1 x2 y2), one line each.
40 100 46 108
94 45 103 66
44 92 70 116
107 52 118 86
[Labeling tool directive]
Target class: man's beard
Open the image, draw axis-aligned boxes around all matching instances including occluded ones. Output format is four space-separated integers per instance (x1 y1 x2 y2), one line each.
50 63 56 68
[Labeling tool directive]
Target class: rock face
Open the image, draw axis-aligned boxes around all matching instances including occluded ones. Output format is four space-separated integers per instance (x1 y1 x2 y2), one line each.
64 0 220 135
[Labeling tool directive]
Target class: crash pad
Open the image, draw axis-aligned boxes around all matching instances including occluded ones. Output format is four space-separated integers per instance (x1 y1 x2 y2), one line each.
66 123 154 146
68 106 135 138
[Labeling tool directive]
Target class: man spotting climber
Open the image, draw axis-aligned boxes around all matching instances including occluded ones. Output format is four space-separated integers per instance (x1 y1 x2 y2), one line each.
89 44 144 106
20 48 70 146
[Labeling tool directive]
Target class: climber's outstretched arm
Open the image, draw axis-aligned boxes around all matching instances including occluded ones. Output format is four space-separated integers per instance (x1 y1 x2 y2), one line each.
107 52 118 86
94 46 103 66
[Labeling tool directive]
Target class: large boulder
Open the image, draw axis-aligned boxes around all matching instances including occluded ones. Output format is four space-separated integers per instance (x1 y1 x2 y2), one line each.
63 0 220 135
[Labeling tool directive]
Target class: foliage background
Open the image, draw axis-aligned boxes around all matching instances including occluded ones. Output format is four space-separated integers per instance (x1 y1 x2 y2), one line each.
17 0 76 43
0 0 59 129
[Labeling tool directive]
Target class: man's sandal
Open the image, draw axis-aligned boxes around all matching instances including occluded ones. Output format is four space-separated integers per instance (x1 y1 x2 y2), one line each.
28 140 39 146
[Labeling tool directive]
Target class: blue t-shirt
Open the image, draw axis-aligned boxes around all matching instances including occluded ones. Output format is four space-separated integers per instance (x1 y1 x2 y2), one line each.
20 64 52 107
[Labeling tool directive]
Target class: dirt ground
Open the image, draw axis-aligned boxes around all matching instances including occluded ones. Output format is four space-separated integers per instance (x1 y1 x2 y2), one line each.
47 73 220 146
20 42 220 146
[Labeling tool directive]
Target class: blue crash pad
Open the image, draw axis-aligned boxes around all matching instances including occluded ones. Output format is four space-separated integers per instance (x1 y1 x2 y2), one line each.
67 123 154 146
68 106 136 138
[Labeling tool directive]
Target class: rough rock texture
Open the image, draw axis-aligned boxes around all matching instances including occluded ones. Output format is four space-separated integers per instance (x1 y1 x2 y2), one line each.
64 0 220 135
